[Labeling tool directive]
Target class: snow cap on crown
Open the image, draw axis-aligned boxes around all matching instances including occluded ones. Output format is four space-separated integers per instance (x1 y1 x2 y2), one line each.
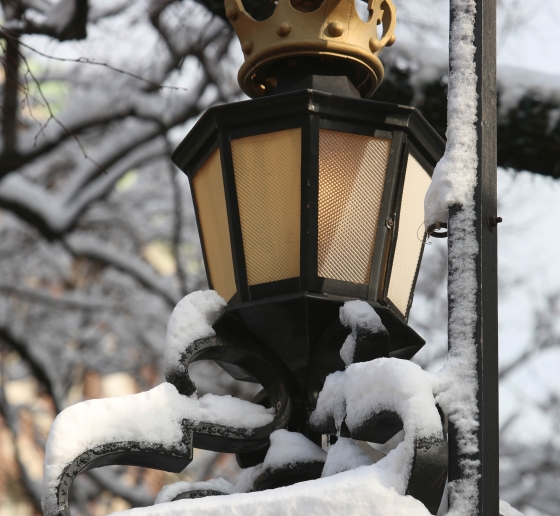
226 0 397 98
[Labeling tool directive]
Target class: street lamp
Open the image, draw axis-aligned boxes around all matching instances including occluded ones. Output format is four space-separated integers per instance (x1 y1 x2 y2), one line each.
171 0 444 430
44 1 451 514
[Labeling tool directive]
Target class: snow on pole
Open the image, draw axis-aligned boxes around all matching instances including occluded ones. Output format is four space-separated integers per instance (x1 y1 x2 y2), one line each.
424 0 478 228
424 0 498 514
427 0 481 511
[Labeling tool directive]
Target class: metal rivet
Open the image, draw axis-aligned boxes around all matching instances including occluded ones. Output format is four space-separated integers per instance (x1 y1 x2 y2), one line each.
386 33 397 47
327 21 344 37
277 22 292 37
226 4 239 21
487 213 502 231
369 37 381 52
241 39 254 55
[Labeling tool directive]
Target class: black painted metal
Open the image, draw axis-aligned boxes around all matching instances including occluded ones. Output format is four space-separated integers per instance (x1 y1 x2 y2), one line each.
300 113 320 293
219 128 250 302
368 131 404 302
275 62 361 98
172 90 445 325
473 0 499 513
173 489 229 501
252 461 326 492
219 292 425 403
447 0 498 514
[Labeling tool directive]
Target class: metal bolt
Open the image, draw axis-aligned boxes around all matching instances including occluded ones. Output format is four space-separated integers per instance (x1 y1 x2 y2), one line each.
487 214 502 231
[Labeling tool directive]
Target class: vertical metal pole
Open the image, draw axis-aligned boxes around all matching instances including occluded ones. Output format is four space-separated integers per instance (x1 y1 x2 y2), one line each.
473 0 498 513
448 0 498 514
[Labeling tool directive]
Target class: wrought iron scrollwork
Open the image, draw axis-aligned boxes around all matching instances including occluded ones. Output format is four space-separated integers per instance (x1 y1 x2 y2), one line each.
45 297 447 516
47 327 296 516
310 409 447 515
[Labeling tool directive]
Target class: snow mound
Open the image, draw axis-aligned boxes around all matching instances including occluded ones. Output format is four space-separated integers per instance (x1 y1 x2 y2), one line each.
235 430 326 493
113 465 433 516
322 438 374 477
423 0 478 228
312 358 442 440
311 357 443 495
339 301 387 366
264 429 326 471
499 500 524 516
164 290 226 379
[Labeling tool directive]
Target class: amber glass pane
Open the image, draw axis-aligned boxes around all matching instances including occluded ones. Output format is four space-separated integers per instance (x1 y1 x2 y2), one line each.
231 129 301 286
387 154 432 317
192 150 236 302
318 130 390 283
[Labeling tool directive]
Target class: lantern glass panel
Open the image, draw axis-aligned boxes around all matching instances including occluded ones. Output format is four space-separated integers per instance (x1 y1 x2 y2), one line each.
231 128 301 285
386 154 432 316
192 149 237 301
317 129 390 284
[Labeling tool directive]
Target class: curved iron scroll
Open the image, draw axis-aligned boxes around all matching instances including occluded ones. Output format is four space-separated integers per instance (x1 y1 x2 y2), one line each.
49 330 296 516
311 410 448 515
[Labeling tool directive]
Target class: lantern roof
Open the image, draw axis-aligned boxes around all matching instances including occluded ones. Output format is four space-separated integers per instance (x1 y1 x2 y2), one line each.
172 90 444 173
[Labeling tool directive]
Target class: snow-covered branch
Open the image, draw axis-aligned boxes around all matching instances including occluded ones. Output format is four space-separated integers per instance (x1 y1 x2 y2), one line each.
65 235 182 307
376 45 560 180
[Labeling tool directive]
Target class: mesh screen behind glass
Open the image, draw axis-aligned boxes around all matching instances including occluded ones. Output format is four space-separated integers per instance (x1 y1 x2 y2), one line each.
318 130 390 284
231 128 301 286
192 149 237 302
387 154 432 316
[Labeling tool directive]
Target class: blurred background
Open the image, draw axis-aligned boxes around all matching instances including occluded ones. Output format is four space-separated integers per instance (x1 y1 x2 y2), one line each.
0 0 559 515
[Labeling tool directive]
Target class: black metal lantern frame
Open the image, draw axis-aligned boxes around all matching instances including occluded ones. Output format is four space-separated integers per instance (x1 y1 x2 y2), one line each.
174 89 444 312
172 90 444 384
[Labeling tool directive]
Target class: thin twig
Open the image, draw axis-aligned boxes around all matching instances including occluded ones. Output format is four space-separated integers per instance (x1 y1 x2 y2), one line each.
0 28 190 93
163 134 188 297
14 44 108 175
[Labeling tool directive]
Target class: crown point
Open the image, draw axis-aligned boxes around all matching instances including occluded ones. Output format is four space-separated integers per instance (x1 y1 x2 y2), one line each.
242 40 254 55
277 22 293 37
386 34 397 47
327 21 345 37
226 4 239 21
369 37 381 52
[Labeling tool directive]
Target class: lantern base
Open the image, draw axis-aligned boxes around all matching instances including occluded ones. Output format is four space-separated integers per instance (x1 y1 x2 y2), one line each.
213 292 425 407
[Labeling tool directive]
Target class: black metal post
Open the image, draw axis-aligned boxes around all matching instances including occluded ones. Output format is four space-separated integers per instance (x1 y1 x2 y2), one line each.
448 0 498 514
473 0 499 513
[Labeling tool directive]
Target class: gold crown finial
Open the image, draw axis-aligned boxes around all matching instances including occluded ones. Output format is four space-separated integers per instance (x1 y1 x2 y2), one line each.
225 0 397 98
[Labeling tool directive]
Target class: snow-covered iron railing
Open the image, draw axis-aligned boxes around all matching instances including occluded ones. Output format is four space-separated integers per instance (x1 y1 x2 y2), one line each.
42 293 448 516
